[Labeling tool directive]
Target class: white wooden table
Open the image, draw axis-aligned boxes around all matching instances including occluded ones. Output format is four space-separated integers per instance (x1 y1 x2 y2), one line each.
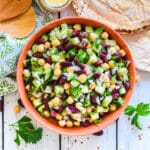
0 5 150 150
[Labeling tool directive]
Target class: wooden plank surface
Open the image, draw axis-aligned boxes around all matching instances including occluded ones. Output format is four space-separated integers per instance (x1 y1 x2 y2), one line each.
118 70 150 150
4 92 59 150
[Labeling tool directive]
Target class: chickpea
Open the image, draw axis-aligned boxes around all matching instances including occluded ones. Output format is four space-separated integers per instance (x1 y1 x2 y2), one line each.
44 63 51 70
67 67 74 73
101 32 109 40
86 106 93 113
110 80 116 84
55 63 61 69
38 58 45 66
86 43 91 48
86 61 92 65
52 97 60 106
75 102 82 109
135 75 140 83
73 24 81 30
120 49 126 57
101 63 110 71
115 45 120 51
67 96 74 104
84 67 91 75
51 39 60 47
102 75 110 83
110 84 116 90
13 105 20 113
90 33 98 41
78 74 87 83
54 68 61 77
89 83 96 90
64 83 71 90
110 104 117 111
58 120 66 127
66 120 73 127
108 60 115 69
55 113 62 120
25 84 30 91
65 89 70 94
89 118 94 123
43 110 50 117
44 42 51 49
37 44 44 53
30 96 35 101
73 121 80 127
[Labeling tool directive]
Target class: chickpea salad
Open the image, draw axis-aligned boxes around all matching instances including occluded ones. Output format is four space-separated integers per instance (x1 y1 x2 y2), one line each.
23 23 130 127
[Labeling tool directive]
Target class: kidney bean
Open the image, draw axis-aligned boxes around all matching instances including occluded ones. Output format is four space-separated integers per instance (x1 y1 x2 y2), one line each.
76 45 86 50
36 38 46 44
44 56 52 63
93 130 104 136
68 105 79 113
93 73 101 79
91 92 98 103
75 70 86 75
60 61 72 67
66 54 75 62
43 94 50 110
74 59 84 69
32 52 43 58
59 76 67 85
81 120 90 127
124 81 130 89
64 44 75 51
95 60 103 66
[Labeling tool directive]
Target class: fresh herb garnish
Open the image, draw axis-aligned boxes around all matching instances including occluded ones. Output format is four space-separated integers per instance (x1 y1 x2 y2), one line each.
9 115 43 146
124 102 150 130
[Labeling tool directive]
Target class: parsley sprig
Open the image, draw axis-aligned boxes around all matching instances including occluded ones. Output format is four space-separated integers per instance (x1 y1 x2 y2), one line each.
9 116 43 146
124 102 150 130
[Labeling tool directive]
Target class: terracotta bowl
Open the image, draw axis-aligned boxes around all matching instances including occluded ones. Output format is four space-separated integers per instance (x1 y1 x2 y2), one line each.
17 17 135 136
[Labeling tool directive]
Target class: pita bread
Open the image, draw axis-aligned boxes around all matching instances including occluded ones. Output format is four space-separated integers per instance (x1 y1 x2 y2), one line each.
0 0 32 21
0 7 36 38
123 30 150 71
72 0 150 33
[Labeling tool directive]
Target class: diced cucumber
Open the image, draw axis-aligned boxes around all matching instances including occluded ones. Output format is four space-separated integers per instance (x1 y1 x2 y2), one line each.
102 82 110 88
108 47 116 55
90 112 99 120
42 34 49 41
70 37 80 44
33 99 42 108
37 105 44 113
95 27 104 35
89 54 98 63
95 84 105 95
51 54 60 62
23 69 30 78
102 95 112 107
85 26 94 33
45 69 53 81
117 68 128 76
44 86 52 93
33 79 41 89
71 79 80 87
80 85 89 93
119 87 126 95
87 48 94 55
65 73 76 81
96 106 109 113
32 44 38 53
115 97 124 106
23 59 31 68
54 85 64 95
70 87 82 98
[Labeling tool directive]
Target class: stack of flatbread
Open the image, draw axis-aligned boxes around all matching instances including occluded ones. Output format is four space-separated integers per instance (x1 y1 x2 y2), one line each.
72 0 150 71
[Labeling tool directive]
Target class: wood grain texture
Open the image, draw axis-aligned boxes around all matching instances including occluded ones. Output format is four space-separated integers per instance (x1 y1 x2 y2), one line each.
0 0 32 21
0 7 36 38
118 70 150 150
4 92 59 150
61 123 116 150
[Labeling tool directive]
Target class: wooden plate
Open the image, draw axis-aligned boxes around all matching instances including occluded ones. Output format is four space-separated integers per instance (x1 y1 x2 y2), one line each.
0 7 36 38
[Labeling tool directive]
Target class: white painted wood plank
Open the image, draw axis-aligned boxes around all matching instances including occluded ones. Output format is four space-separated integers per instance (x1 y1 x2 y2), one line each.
118 70 150 150
0 99 2 150
4 91 59 150
61 123 116 150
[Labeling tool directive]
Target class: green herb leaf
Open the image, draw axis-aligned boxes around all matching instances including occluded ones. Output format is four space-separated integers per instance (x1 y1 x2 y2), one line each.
136 102 150 116
124 105 136 116
124 102 150 130
10 115 43 146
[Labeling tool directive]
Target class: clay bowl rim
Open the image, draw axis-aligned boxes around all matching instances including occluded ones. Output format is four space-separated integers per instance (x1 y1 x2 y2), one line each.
17 17 135 136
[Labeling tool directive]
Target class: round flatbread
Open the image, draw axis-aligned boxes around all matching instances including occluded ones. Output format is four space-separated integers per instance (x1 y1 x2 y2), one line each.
0 0 32 21
123 29 150 71
72 0 150 33
0 7 36 38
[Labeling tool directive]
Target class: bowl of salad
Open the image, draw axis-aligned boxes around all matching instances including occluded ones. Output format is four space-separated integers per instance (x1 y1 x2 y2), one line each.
17 17 135 135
